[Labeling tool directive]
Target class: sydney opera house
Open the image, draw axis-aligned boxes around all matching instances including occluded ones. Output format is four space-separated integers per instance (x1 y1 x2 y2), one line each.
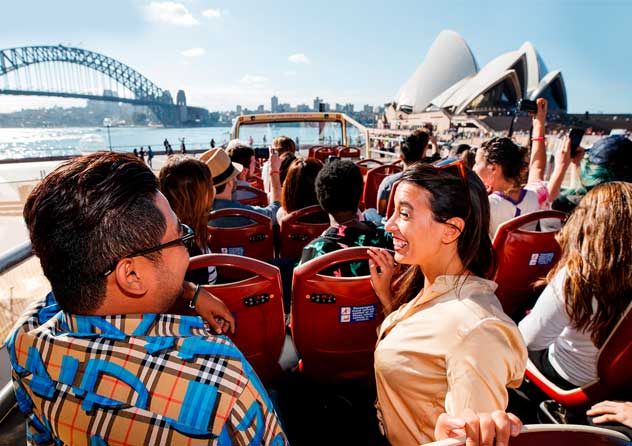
386 30 567 129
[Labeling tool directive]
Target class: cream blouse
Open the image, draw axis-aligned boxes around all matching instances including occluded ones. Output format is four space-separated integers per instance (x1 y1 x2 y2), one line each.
374 275 527 446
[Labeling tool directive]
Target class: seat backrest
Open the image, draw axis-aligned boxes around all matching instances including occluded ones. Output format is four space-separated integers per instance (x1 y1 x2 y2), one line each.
313 146 340 162
422 424 631 446
235 185 268 207
338 146 361 159
247 175 264 190
362 163 402 210
590 303 632 400
355 158 384 177
208 208 274 262
291 247 384 384
279 205 330 261
307 145 326 159
188 254 285 385
492 210 567 319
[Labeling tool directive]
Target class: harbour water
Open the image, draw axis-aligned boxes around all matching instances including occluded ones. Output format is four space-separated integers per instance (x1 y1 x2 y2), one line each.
0 126 233 160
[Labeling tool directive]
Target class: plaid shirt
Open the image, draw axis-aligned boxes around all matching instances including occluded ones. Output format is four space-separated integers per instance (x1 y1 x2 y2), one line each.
5 293 287 446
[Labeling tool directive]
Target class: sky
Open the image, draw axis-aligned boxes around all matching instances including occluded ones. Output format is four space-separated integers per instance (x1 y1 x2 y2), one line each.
1 0 631 114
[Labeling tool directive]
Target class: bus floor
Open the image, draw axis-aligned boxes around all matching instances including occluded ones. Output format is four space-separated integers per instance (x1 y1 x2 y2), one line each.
274 371 387 446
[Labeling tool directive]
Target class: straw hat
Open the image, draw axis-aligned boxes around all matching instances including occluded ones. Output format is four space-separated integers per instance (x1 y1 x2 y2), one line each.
199 148 243 187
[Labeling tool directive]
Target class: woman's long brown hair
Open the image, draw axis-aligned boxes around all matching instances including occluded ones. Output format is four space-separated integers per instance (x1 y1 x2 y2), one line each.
548 181 632 347
159 157 214 251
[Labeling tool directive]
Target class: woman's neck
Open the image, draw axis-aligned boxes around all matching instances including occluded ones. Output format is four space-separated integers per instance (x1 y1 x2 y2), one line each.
492 177 522 200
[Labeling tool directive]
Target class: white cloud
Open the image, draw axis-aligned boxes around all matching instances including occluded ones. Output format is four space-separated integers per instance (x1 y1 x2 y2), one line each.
144 2 199 26
288 53 310 65
181 47 205 57
202 8 222 18
240 75 268 85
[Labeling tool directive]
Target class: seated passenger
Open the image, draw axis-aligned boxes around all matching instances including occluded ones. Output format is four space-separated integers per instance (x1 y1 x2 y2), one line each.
552 134 632 213
450 143 476 170
158 156 217 284
376 129 430 215
300 159 393 276
367 161 527 445
263 136 296 193
276 158 323 223
519 182 632 389
473 137 542 238
225 140 258 201
202 147 282 227
5 152 287 445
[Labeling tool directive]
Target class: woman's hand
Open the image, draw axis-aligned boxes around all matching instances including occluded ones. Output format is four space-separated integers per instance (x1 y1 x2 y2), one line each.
367 247 396 313
434 409 522 446
532 98 548 131
587 401 632 428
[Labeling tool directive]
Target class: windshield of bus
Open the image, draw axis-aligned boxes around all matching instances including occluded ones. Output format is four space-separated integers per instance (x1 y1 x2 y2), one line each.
236 120 344 147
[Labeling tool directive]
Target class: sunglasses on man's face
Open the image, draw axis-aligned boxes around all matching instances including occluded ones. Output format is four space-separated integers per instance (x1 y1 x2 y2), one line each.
103 223 195 277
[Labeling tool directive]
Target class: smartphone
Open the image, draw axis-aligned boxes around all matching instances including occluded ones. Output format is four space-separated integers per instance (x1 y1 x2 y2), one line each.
254 147 270 160
569 128 584 157
518 99 538 113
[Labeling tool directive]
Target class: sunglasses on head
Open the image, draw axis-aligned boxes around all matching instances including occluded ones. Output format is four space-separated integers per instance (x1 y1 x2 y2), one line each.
432 157 471 224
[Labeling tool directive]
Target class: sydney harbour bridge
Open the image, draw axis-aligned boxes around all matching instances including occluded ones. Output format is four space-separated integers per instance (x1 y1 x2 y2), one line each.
0 45 210 126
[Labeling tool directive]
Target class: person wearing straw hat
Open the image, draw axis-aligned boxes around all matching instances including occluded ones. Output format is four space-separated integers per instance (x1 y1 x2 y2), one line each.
200 146 282 228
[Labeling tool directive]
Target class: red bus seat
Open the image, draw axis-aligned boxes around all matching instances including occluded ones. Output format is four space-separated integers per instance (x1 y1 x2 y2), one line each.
188 254 286 385
338 146 361 159
291 247 384 384
355 158 384 177
235 185 268 207
208 208 274 262
491 210 567 320
247 175 264 190
362 163 402 211
525 303 632 411
423 424 631 446
307 145 326 159
313 147 340 162
279 205 330 261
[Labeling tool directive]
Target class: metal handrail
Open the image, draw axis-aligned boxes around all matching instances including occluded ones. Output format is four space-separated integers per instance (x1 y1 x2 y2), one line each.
0 241 33 274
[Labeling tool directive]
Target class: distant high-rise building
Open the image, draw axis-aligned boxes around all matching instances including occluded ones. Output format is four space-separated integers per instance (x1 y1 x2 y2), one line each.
271 96 279 113
363 104 373 113
345 103 354 113
297 104 310 112
335 103 343 112
236 105 242 114
322 102 331 112
257 104 264 113
313 97 322 112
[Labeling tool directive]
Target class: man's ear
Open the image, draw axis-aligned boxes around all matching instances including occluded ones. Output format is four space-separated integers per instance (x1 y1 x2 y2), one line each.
442 217 465 244
113 258 148 297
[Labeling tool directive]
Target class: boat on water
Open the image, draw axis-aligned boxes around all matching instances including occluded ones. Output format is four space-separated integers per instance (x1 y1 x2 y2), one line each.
0 112 630 446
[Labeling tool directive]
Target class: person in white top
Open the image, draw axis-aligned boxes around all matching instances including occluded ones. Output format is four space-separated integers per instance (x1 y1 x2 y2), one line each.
519 182 632 388
473 137 543 239
367 161 527 446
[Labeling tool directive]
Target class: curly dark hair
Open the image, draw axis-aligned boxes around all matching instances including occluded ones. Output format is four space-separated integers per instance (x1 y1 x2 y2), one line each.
315 159 363 215
480 137 528 185
23 152 165 313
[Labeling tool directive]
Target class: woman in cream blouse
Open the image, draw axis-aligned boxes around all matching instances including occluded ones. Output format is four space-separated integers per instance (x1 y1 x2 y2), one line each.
368 161 527 446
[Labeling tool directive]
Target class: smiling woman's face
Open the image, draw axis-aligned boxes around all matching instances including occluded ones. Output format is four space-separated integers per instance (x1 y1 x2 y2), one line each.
384 182 448 268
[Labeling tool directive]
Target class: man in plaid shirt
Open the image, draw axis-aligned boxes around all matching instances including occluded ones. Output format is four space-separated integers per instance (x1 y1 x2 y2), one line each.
5 152 287 445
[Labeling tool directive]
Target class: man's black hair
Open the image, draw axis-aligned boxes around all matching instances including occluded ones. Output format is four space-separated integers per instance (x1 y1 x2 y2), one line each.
401 129 430 164
315 160 363 215
23 152 165 313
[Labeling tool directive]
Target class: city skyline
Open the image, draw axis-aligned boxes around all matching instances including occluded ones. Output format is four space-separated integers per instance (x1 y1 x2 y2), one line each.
1 0 631 114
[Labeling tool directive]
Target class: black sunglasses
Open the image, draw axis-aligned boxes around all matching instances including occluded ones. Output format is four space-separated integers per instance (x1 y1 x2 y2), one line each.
103 223 195 277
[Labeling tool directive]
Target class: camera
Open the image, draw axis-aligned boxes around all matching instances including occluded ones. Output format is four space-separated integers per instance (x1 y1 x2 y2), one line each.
518 99 538 113
254 147 270 160
568 128 584 158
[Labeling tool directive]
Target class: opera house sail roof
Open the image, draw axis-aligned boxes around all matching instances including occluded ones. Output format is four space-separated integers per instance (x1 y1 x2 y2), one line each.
394 30 567 115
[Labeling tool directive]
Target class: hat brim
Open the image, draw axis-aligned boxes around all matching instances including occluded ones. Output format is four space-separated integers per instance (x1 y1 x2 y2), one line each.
213 162 243 187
